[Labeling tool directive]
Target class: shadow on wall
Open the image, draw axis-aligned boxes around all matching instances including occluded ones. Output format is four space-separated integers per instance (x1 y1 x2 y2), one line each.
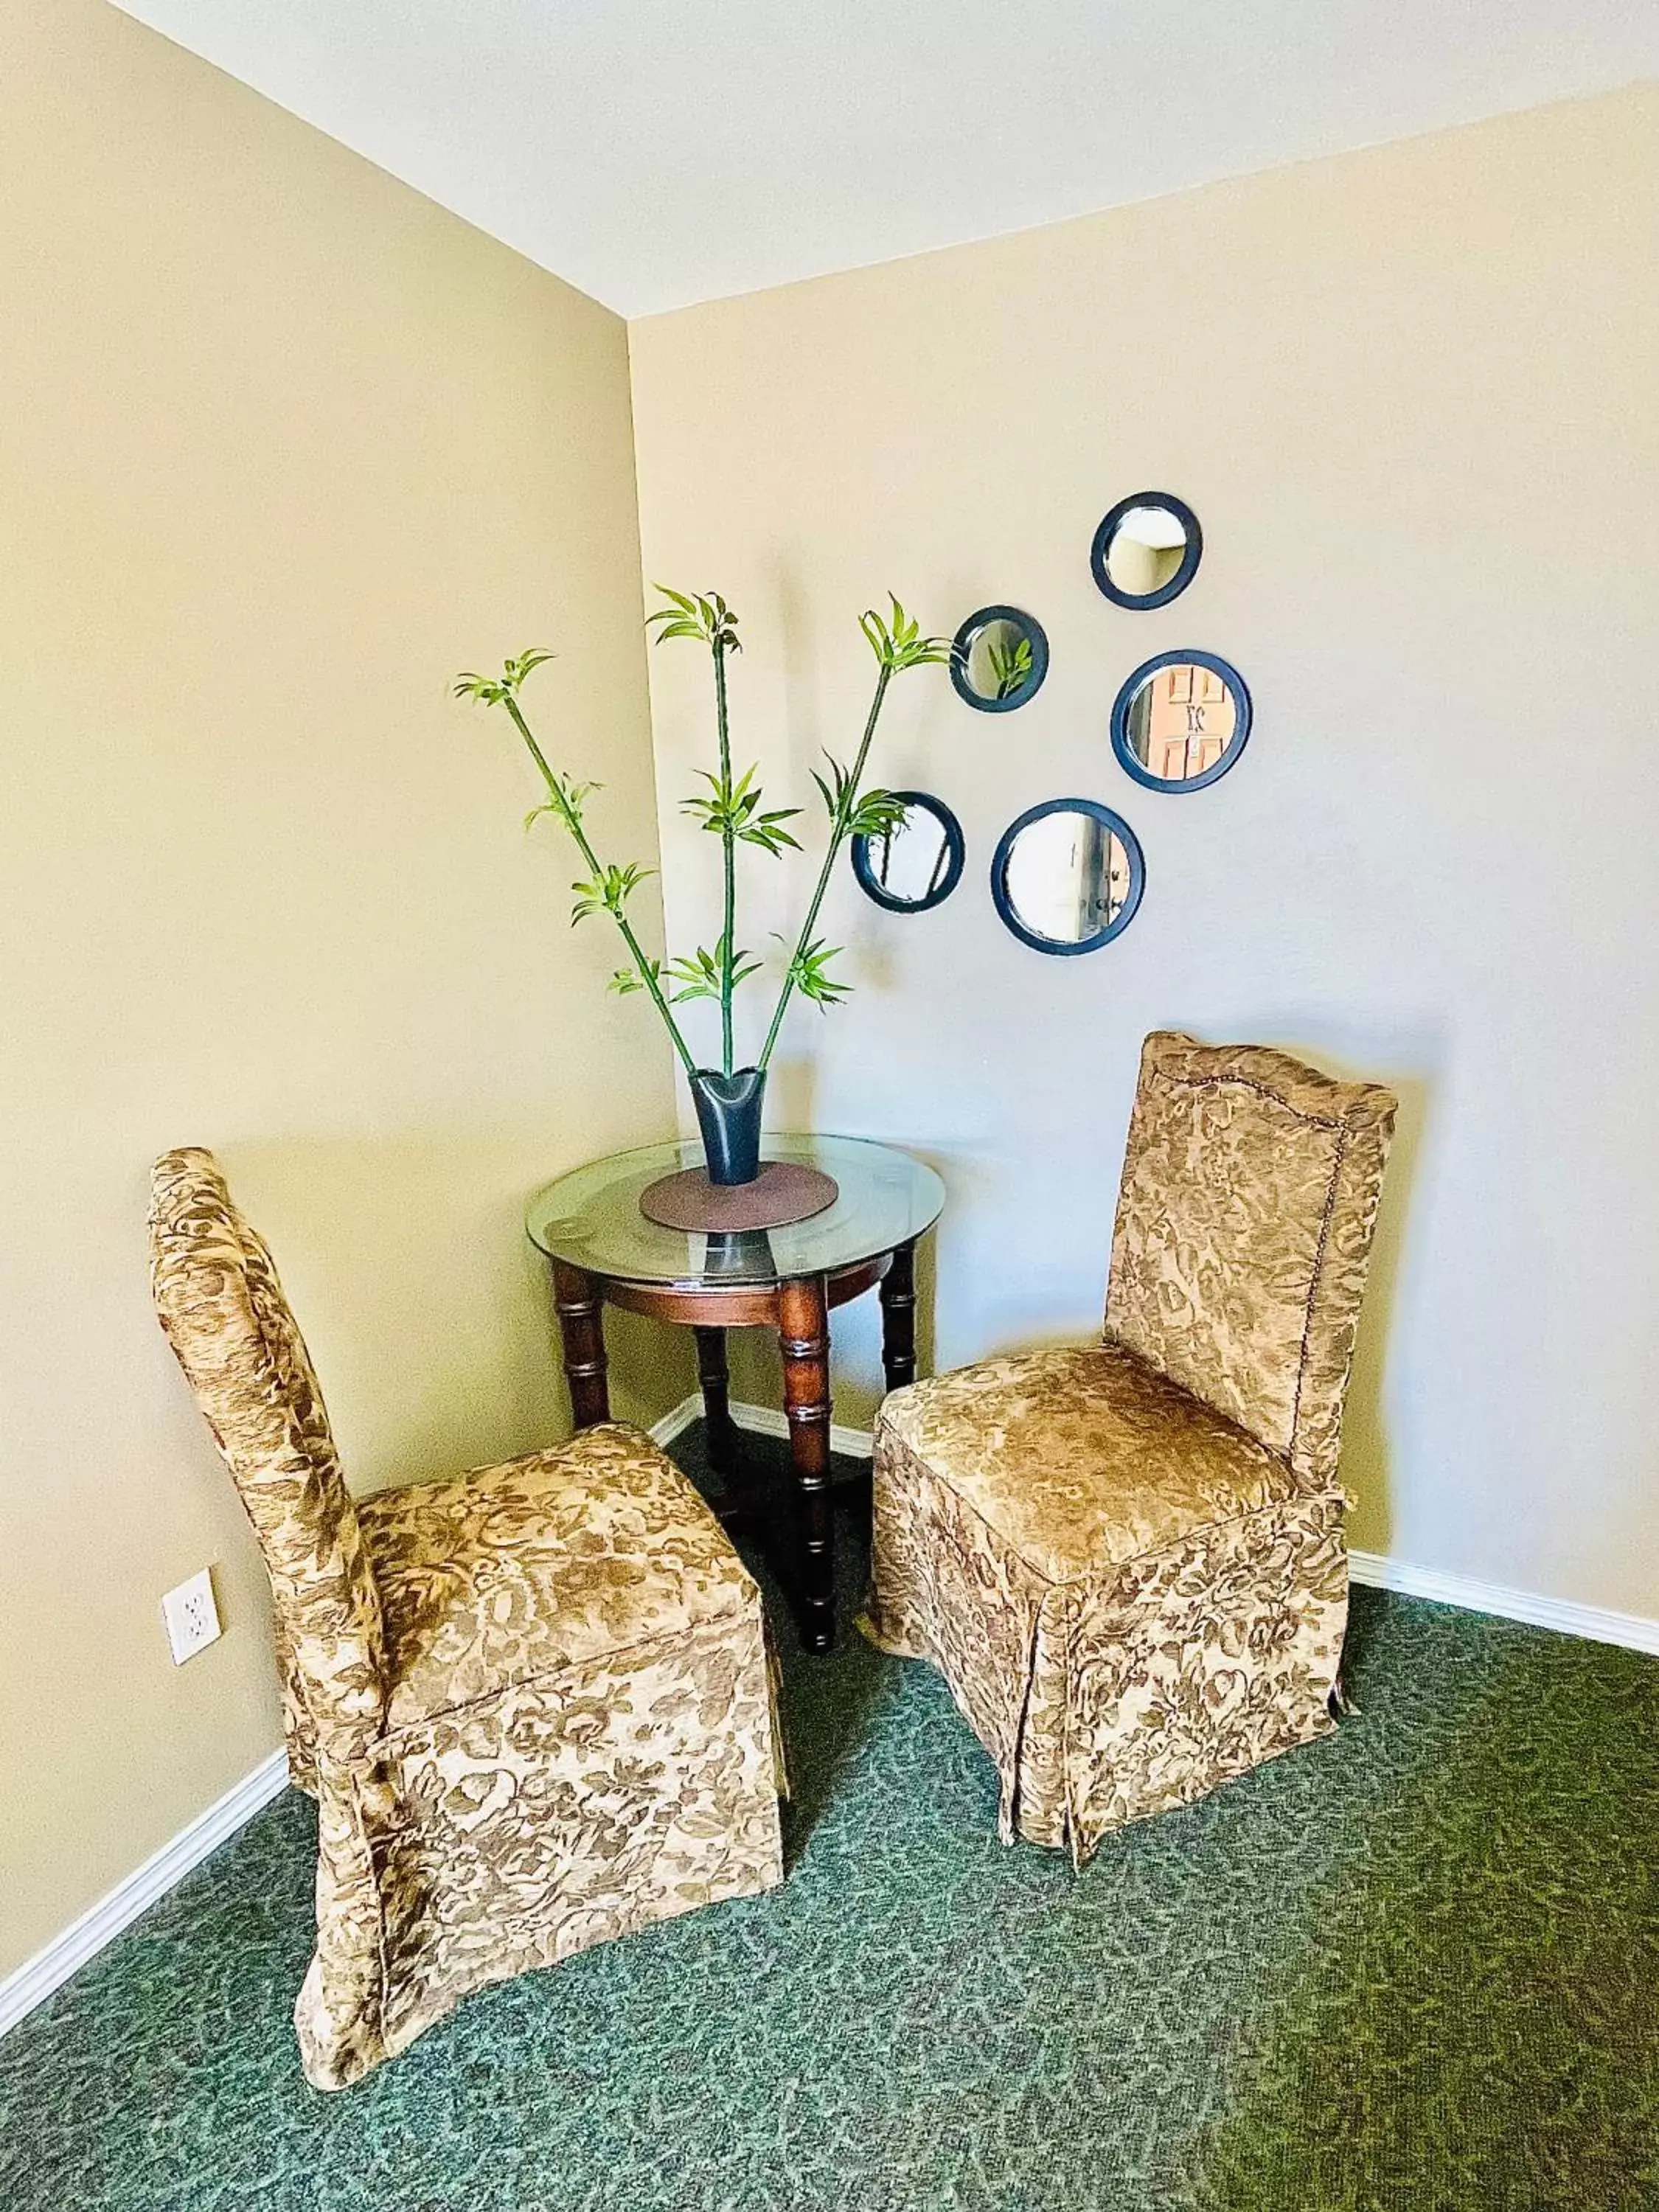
1324 1065 1427 1565
212 1130 692 1493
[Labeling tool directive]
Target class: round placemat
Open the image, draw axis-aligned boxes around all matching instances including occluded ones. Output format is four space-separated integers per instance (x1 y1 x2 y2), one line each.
639 1161 840 1232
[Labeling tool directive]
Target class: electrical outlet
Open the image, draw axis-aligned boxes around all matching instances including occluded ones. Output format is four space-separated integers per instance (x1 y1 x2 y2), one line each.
161 1568 221 1665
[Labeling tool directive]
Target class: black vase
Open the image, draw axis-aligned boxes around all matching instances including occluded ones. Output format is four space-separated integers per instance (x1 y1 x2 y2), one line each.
689 1067 767 1186
703 1228 778 1278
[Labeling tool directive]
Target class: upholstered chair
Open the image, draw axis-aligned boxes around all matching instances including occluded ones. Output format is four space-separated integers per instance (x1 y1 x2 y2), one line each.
149 1149 784 2090
863 1032 1396 1865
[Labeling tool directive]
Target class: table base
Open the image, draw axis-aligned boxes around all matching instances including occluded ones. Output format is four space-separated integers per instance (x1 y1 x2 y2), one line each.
549 1242 919 1653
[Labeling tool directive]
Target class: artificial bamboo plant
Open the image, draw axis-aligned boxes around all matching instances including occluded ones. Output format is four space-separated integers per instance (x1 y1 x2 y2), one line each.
455 590 948 1181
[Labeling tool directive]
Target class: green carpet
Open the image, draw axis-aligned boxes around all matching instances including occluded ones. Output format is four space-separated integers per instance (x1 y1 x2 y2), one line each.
3 1432 1656 2212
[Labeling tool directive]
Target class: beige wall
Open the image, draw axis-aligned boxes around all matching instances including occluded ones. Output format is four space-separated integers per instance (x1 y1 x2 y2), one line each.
631 87 1659 1616
5 11 1656 1994
0 0 686 1977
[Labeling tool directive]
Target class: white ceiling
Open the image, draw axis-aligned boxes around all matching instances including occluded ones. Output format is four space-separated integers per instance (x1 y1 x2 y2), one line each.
112 1 1659 317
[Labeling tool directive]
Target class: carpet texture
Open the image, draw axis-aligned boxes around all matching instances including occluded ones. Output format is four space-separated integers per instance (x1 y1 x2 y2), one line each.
2 1431 1655 2211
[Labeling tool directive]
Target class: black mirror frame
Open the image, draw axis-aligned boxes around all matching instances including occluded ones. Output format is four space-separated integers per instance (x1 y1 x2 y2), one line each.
1091 491 1203 611
949 605 1050 714
1110 649 1253 795
990 797 1146 956
850 790 967 914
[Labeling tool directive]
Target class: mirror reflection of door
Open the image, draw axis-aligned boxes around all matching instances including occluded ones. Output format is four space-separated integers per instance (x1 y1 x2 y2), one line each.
1126 663 1237 782
1071 820 1130 936
1006 813 1129 941
994 799 1144 953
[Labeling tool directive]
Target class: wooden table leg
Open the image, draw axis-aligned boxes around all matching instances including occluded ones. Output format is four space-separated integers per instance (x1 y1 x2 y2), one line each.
779 1274 834 1654
552 1259 609 1427
880 1237 918 1394
694 1325 739 1478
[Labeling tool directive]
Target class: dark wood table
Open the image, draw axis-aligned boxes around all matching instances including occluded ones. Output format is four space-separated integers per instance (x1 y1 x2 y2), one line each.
526 1135 945 1653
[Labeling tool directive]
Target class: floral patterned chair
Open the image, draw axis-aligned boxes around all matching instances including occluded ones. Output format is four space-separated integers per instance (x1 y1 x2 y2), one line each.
863 1032 1397 1865
149 1148 785 2090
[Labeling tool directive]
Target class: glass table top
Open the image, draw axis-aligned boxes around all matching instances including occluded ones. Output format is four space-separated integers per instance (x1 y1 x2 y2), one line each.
526 1134 945 1289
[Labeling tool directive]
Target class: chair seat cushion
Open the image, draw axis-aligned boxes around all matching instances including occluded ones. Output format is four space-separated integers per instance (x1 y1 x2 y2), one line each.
880 1339 1302 1585
358 1424 755 1732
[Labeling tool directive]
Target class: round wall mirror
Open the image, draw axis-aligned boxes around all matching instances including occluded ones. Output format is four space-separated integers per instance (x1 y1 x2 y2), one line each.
1091 493 1202 609
851 791 966 913
950 605 1049 712
990 799 1144 955
1111 650 1251 793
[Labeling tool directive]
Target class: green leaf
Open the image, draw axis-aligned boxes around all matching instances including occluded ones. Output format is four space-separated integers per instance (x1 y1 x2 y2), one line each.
813 753 901 840
609 958 660 998
738 808 802 854
845 788 912 841
665 933 762 1002
645 585 741 655
507 648 555 687
681 763 801 846
453 647 556 706
785 935 852 1011
528 771 601 833
813 754 855 825
858 594 952 673
453 672 509 706
664 942 724 1004
570 860 655 927
987 632 1034 700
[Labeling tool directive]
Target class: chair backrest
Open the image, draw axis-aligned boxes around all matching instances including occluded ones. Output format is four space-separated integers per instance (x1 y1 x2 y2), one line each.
1107 1032 1397 1487
149 1149 384 1761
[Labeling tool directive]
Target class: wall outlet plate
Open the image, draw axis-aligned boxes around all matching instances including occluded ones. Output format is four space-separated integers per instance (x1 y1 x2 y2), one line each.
161 1568 221 1665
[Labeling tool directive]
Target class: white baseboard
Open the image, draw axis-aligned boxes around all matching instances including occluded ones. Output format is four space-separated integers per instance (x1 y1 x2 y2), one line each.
1348 1549 1659 1656
728 1400 875 1462
653 1391 874 1462
0 1747 290 2042
649 1394 704 1448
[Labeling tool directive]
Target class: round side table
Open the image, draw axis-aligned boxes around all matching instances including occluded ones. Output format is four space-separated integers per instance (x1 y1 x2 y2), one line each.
526 1134 945 1652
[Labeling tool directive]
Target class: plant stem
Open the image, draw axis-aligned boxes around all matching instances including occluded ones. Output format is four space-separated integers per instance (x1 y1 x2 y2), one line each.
757 661 892 1073
712 636 735 1077
504 696 699 1079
